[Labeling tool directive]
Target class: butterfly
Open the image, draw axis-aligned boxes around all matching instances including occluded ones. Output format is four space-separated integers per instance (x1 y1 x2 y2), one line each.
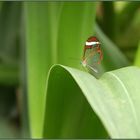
82 36 103 73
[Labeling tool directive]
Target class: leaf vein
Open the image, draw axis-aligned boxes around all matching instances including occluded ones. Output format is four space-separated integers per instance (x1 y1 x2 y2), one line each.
109 72 139 131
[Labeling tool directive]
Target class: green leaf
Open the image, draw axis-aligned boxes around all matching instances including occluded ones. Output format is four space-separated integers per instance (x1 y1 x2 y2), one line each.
57 2 97 69
0 2 22 64
25 2 97 137
24 2 60 137
43 65 140 138
95 24 130 71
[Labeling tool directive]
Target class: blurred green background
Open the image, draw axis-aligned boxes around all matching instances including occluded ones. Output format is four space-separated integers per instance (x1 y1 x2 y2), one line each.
0 1 140 138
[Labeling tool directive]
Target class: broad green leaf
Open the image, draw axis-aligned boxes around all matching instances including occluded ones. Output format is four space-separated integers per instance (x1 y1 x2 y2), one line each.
43 65 140 138
24 2 61 137
57 2 97 69
24 2 97 137
95 24 130 71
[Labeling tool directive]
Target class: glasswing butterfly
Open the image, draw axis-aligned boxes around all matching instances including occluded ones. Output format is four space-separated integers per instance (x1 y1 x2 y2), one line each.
82 36 103 74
